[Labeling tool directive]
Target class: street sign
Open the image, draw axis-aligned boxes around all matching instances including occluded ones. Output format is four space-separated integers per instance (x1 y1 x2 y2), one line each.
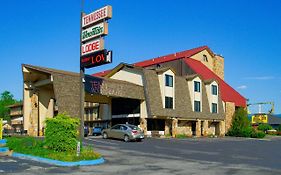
251 114 268 124
81 50 112 68
81 38 104 56
81 22 108 42
82 5 112 28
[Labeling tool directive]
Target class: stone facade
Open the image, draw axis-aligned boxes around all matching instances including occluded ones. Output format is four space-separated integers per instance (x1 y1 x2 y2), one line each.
225 102 235 132
213 55 224 80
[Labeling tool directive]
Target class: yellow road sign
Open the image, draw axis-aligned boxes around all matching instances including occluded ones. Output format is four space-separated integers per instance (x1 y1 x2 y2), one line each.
251 114 268 124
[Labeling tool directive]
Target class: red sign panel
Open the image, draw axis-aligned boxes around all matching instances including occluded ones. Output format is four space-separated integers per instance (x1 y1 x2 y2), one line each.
80 49 112 68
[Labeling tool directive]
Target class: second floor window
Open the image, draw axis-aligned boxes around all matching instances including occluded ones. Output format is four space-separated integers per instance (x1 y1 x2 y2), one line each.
165 74 173 87
212 85 218 95
194 100 201 112
194 81 201 92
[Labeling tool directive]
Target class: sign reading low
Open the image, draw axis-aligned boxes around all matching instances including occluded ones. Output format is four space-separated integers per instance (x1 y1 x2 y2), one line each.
252 114 268 124
81 49 112 68
81 38 104 56
82 5 112 28
81 22 108 42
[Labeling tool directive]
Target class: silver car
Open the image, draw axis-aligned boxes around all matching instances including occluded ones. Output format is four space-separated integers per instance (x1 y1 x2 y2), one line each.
102 124 144 142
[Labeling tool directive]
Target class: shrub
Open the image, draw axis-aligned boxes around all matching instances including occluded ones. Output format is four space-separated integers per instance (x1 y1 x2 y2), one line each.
227 108 252 137
45 113 80 152
176 134 188 139
277 125 281 132
257 124 272 132
251 131 266 138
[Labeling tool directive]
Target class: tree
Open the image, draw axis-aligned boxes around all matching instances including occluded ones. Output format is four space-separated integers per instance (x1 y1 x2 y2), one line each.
227 107 253 137
0 91 17 120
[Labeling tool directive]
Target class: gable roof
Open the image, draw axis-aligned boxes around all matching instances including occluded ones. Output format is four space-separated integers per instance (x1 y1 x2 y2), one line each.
92 46 208 77
184 58 246 107
92 45 246 107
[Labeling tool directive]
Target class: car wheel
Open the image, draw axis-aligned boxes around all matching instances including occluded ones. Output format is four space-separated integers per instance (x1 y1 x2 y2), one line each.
103 132 108 139
124 135 130 142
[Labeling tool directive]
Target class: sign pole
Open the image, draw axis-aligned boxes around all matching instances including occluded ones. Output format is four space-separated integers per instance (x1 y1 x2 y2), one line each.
79 0 85 140
0 118 3 140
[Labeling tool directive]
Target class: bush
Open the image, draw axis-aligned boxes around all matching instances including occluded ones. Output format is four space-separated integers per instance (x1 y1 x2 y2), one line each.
277 125 281 132
257 124 272 132
251 131 266 138
176 134 188 139
45 113 80 152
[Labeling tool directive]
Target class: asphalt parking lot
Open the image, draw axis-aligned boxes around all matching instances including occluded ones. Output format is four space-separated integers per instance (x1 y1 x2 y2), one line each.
1 136 281 175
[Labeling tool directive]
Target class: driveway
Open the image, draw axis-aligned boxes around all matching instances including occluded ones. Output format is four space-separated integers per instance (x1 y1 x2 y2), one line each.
1 136 281 175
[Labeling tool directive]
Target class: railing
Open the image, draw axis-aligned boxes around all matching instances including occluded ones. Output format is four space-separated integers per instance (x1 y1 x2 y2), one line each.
3 129 27 136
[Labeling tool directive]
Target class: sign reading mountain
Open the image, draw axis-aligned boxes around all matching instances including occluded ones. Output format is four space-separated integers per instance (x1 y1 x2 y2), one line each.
81 22 108 42
82 5 112 28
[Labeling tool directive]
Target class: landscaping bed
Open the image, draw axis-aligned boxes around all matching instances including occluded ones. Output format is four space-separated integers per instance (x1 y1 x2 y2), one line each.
6 136 101 162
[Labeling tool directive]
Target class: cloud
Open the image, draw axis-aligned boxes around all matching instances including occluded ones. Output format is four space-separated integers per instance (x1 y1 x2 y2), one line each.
237 85 247 90
243 76 275 80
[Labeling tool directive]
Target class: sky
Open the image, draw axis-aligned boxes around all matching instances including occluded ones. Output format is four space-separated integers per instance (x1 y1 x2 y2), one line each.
0 0 281 114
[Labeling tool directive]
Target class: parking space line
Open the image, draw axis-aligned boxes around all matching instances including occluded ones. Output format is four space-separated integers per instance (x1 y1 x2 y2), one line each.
84 138 119 145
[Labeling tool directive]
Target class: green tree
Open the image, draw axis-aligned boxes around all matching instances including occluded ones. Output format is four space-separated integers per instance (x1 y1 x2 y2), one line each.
0 91 17 120
227 107 253 137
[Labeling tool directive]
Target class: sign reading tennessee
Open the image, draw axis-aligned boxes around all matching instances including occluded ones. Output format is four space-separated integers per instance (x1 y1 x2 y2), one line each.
82 5 112 28
80 49 112 68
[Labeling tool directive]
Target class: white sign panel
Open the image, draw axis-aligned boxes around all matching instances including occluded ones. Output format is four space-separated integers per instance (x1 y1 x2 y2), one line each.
81 38 104 56
82 5 112 28
81 22 108 42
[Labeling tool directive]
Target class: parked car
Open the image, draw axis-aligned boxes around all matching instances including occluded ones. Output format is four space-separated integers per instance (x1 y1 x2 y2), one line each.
84 126 89 137
92 126 103 136
102 124 144 142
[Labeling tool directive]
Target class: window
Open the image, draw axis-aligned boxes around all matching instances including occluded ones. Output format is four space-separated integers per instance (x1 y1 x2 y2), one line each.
111 125 121 130
165 96 173 109
212 103 218 113
203 54 208 62
194 81 201 92
194 100 201 112
165 74 173 87
212 85 218 95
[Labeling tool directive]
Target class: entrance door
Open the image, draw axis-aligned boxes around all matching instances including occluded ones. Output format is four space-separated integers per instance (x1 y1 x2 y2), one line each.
191 121 196 136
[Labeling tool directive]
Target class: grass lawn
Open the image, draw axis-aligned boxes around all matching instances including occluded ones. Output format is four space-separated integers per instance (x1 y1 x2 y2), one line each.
6 136 101 162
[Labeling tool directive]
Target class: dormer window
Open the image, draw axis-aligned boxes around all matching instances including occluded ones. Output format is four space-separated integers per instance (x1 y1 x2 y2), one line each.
203 54 208 62
165 74 173 87
194 81 201 92
211 85 218 95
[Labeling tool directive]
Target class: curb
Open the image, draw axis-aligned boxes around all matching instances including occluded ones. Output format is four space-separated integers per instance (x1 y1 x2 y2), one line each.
12 152 105 167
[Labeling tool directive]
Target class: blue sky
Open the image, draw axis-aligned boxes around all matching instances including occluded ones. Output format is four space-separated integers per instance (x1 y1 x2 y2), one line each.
0 0 281 114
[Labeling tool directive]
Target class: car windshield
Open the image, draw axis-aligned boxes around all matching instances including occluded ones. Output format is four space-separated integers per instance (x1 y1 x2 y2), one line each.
127 125 141 131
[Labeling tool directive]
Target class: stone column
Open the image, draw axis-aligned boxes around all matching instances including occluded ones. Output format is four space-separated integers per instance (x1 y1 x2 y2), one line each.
139 118 147 135
202 120 208 137
165 119 172 136
29 92 39 136
172 118 178 138
196 119 201 137
219 120 226 137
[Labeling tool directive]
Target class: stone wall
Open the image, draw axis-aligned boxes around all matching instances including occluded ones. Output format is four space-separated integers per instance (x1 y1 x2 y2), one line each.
177 120 192 136
225 102 235 132
213 55 224 80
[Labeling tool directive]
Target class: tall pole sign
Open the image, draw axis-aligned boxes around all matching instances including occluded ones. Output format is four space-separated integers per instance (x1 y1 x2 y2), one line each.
79 3 112 139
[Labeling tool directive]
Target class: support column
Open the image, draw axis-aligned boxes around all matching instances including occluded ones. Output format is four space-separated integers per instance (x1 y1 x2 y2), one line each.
219 120 226 137
202 120 208 137
140 118 147 135
165 119 172 136
196 119 201 137
29 92 39 136
172 118 178 138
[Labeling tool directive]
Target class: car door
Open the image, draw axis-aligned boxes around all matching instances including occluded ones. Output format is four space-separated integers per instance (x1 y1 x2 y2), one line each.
117 125 128 139
109 125 121 138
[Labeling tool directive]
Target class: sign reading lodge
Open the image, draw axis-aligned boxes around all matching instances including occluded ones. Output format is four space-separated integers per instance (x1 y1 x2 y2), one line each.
82 5 112 28
81 22 108 42
81 38 104 56
251 114 268 124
